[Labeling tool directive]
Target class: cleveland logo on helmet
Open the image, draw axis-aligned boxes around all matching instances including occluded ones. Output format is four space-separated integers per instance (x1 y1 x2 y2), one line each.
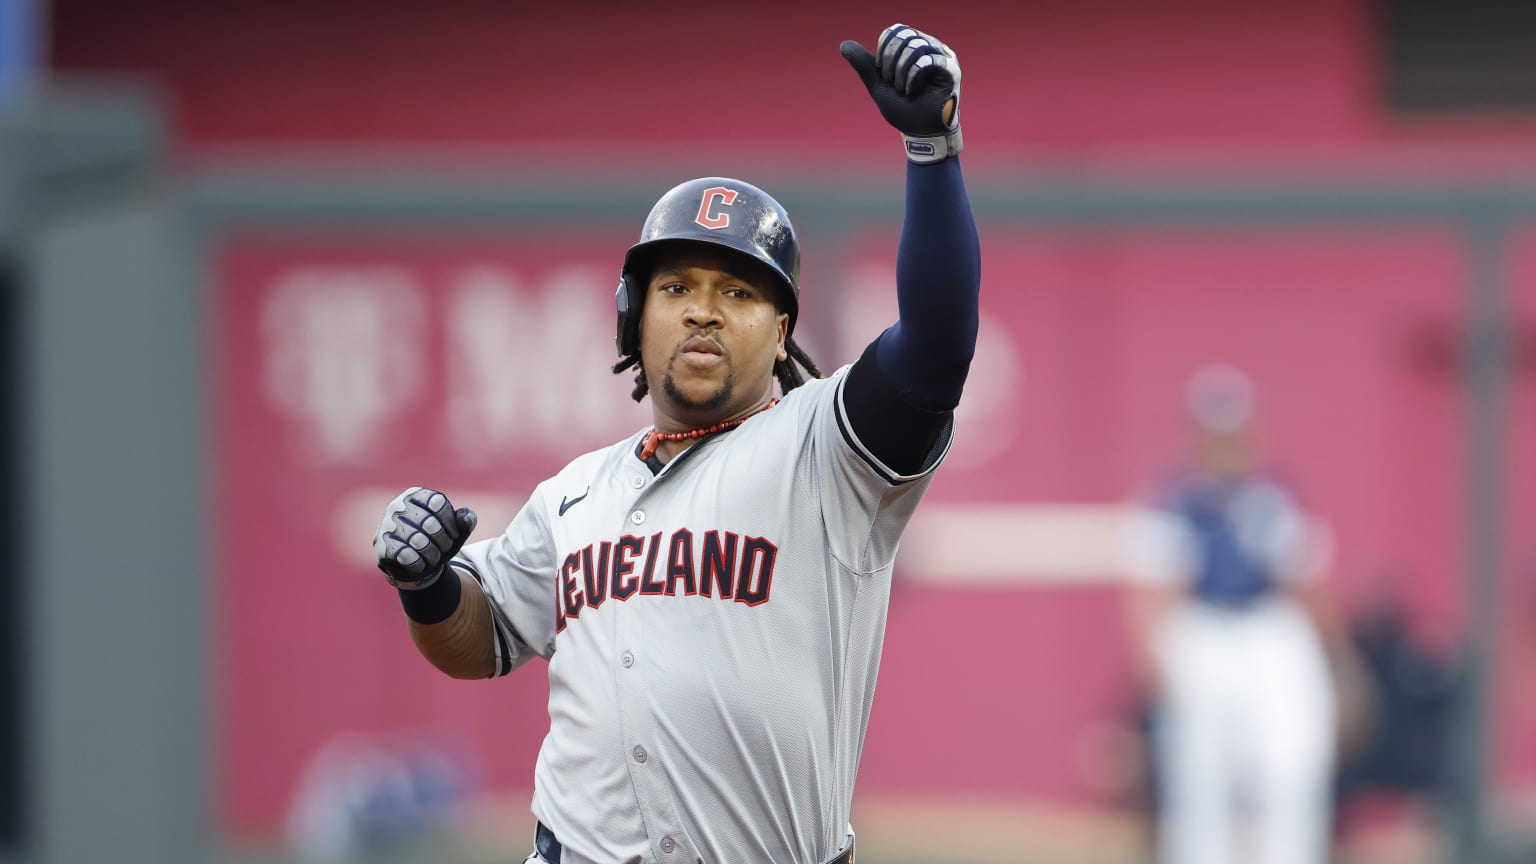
694 187 739 230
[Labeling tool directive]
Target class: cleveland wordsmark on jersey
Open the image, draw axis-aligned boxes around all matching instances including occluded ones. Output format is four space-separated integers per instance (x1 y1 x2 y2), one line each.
451 366 950 864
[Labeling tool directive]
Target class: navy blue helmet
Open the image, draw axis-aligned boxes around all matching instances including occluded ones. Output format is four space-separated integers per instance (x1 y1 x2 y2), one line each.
615 177 800 357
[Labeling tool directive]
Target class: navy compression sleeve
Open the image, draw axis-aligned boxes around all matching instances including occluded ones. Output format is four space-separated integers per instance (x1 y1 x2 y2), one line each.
842 158 981 475
880 157 982 409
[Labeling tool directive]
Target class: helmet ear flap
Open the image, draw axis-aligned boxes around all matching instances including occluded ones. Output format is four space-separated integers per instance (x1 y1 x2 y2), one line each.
615 274 643 358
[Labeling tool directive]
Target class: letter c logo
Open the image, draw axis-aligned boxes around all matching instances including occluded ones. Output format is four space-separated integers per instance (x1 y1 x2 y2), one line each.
695 187 739 230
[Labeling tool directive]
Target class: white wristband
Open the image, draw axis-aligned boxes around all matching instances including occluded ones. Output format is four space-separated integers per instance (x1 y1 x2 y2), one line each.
903 128 963 164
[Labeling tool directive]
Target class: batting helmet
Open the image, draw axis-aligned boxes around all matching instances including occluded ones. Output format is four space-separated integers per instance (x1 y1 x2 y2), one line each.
615 177 800 358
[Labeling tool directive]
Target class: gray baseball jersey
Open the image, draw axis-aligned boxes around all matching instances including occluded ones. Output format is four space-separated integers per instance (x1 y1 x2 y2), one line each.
451 364 950 863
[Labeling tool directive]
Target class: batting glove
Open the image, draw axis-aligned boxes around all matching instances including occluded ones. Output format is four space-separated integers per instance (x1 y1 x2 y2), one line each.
841 23 963 164
374 487 478 590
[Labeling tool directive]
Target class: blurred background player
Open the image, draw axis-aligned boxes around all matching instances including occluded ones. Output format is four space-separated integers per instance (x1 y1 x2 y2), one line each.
1124 363 1345 864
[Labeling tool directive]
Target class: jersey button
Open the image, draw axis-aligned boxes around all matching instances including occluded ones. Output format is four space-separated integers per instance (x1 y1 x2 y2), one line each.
632 745 648 763
660 836 676 854
631 475 645 489
621 650 634 668
630 510 646 525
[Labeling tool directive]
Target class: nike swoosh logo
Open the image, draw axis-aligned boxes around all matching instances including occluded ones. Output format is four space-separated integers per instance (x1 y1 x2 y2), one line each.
558 487 590 517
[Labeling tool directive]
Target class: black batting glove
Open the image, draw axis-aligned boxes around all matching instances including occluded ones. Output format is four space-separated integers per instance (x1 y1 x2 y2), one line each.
841 23 963 164
374 486 478 590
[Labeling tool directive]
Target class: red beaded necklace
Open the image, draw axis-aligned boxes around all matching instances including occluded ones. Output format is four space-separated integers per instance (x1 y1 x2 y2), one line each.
640 398 778 460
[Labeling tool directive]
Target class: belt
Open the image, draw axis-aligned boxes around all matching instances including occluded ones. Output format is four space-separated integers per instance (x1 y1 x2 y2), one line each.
535 822 855 864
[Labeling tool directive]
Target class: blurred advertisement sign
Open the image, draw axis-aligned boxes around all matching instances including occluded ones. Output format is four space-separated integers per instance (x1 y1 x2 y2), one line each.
215 222 1534 845
216 233 648 839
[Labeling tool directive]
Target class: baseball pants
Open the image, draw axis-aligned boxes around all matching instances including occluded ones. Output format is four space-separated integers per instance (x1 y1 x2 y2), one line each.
1154 597 1337 864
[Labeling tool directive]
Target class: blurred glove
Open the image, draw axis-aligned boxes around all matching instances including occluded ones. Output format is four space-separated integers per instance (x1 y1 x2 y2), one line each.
841 23 963 164
374 487 478 590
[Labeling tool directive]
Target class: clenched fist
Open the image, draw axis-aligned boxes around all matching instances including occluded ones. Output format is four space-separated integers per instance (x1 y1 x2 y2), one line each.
374 487 478 590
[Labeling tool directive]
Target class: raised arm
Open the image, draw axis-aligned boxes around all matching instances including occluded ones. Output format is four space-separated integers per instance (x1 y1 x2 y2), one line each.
841 24 982 476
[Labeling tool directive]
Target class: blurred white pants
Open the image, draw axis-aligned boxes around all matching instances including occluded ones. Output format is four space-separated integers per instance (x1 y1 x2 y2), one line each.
1155 597 1336 864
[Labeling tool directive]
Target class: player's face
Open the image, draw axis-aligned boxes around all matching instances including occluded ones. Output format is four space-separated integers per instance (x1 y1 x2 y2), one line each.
639 244 789 427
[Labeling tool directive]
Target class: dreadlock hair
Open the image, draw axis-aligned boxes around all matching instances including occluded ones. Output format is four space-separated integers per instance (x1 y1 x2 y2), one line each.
612 336 823 403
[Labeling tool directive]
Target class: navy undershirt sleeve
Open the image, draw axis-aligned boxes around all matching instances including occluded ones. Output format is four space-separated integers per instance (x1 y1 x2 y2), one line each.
842 157 981 476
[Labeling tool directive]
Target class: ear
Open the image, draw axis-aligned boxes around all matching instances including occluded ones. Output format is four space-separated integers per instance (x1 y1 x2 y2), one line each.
776 313 790 363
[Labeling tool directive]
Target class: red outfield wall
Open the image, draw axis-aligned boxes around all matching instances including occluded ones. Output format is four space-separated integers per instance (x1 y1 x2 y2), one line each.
55 0 1535 168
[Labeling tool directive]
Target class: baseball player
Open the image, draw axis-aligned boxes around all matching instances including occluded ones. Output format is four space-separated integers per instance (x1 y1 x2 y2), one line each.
371 23 980 864
1125 364 1339 864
